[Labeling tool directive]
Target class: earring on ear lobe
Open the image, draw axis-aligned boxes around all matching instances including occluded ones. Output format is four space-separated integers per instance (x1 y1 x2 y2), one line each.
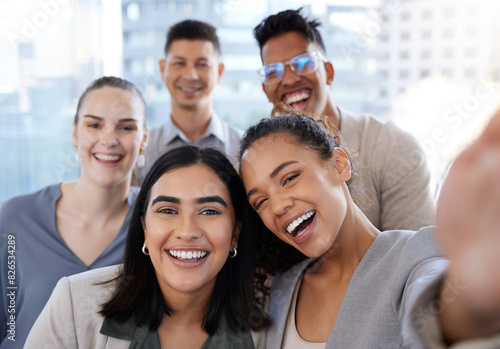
137 146 145 168
142 242 149 256
73 142 80 163
228 246 238 258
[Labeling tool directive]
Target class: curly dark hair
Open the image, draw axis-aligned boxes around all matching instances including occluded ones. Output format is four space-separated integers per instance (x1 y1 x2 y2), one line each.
239 106 359 295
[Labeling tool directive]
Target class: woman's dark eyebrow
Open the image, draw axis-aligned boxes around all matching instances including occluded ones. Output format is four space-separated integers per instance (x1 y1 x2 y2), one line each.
152 196 180 205
197 196 227 208
83 114 138 123
270 161 298 178
247 161 299 199
151 195 227 208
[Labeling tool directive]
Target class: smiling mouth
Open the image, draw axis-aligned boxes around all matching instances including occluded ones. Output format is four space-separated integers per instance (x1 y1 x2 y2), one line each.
178 86 203 93
94 153 122 162
286 211 315 237
168 250 208 262
282 90 311 109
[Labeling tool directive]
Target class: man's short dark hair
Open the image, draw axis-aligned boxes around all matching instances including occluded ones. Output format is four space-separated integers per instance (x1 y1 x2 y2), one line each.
253 8 326 55
164 19 221 55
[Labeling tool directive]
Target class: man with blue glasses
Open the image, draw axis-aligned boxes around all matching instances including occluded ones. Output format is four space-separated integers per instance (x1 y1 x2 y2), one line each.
257 51 327 87
253 8 436 232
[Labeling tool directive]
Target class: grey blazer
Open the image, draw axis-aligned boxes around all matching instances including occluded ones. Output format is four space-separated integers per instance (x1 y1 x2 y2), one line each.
266 228 500 349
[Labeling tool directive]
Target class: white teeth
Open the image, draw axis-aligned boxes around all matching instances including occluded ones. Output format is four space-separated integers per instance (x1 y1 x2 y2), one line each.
95 154 121 161
284 91 309 104
179 86 199 92
287 211 315 234
168 250 207 260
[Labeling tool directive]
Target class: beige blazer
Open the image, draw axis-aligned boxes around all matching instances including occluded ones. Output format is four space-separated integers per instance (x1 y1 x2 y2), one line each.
24 265 131 348
25 265 266 349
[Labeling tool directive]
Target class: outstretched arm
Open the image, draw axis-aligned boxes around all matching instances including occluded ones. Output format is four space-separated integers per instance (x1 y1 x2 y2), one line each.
437 108 500 343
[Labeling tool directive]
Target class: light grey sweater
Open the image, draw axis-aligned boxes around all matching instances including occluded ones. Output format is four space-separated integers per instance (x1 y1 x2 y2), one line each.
340 108 436 231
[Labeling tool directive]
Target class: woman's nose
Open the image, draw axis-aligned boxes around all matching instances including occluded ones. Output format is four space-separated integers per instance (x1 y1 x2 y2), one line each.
174 214 203 241
271 194 293 217
99 129 119 147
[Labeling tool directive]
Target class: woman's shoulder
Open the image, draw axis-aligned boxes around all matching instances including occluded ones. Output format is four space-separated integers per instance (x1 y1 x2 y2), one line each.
54 265 121 303
66 264 122 287
368 227 443 276
25 265 124 348
50 265 122 319
378 227 439 255
1 184 61 213
0 184 61 232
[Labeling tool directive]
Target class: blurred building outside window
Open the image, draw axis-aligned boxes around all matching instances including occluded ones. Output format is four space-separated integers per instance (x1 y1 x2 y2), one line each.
1 0 499 204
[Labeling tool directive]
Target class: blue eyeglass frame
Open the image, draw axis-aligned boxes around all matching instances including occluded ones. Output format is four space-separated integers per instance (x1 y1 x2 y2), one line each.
257 51 327 85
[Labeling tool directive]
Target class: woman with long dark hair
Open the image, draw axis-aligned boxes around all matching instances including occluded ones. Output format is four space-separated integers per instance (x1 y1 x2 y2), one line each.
25 146 268 348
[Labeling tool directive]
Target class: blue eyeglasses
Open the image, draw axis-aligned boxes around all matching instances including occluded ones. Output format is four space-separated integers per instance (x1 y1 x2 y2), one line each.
257 52 327 85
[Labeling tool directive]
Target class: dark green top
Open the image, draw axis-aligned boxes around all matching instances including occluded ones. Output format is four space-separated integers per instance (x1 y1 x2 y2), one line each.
100 314 255 349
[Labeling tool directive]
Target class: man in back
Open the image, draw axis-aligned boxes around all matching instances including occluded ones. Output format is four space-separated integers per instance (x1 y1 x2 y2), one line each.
133 20 242 185
253 9 435 231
